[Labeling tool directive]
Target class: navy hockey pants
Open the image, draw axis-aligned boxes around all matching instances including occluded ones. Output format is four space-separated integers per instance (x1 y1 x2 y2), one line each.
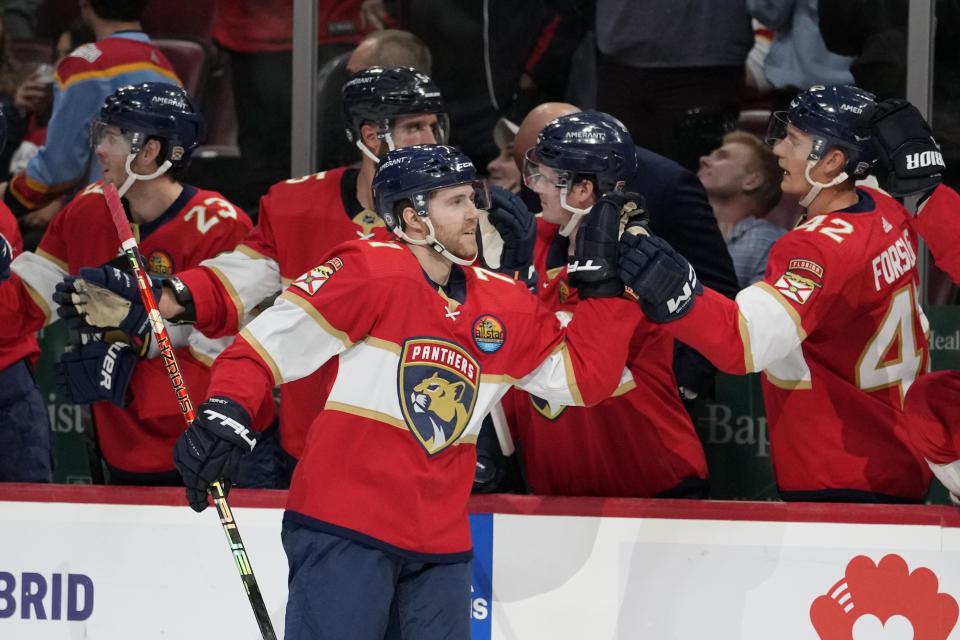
0 359 52 482
281 522 472 640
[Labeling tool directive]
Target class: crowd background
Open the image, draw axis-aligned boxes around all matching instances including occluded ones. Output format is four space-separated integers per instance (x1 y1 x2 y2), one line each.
1 0 958 502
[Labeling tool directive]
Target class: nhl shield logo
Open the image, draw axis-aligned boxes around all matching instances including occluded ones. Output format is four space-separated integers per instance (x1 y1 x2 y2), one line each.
399 338 480 456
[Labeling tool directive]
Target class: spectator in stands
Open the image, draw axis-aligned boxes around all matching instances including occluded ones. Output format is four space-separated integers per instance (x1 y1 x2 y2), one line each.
698 130 786 287
213 0 385 208
747 0 855 111
1 0 43 41
595 0 754 172
1 0 181 220
0 13 26 180
392 0 589 169
10 19 96 178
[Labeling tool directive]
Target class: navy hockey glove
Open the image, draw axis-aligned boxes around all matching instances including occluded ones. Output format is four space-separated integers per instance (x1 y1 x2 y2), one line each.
57 341 137 407
569 192 647 298
0 232 11 282
862 98 945 200
173 396 258 513
53 266 161 337
619 227 702 323
484 184 538 288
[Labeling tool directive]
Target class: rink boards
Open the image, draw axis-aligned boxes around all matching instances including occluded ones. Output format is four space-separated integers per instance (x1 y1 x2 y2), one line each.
2 486 960 639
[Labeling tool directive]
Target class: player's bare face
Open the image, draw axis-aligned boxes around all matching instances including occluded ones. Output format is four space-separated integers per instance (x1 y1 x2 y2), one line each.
773 124 815 197
698 142 754 198
527 163 570 226
94 125 131 187
429 184 480 260
392 114 440 147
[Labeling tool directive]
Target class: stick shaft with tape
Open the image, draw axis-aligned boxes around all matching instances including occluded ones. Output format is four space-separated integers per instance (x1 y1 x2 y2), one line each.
103 183 277 640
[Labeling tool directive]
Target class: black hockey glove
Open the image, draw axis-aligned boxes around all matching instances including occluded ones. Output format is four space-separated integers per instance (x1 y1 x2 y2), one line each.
0 232 11 282
862 98 945 200
173 396 258 513
569 192 647 298
619 227 702 323
484 184 538 289
53 266 161 338
57 341 137 407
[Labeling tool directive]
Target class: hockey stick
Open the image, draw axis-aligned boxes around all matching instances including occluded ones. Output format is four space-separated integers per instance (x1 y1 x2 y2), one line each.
102 183 277 640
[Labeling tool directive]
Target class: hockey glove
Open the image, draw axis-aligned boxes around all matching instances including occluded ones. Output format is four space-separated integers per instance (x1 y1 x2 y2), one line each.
569 192 647 298
862 98 945 200
173 396 258 513
53 266 161 338
484 184 538 288
619 227 702 323
57 341 137 407
0 232 11 282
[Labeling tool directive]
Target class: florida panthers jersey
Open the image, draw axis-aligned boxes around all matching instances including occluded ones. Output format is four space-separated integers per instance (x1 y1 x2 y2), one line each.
6 182 256 473
0 204 39 370
914 184 960 284
503 217 708 497
664 187 931 500
207 239 640 559
177 167 392 457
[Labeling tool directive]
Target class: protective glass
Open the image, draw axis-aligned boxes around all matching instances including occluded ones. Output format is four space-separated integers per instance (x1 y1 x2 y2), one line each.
386 113 451 146
522 148 568 190
765 111 790 148
89 119 138 153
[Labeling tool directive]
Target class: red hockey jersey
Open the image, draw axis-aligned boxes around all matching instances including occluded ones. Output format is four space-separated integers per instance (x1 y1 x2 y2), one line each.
178 167 392 457
6 182 256 473
207 239 640 559
503 217 708 497
0 204 39 371
913 184 960 284
663 187 931 500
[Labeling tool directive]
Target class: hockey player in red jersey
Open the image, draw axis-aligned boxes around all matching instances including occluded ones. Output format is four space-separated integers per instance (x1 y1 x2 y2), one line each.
171 144 643 639
859 97 960 498
60 66 538 488
618 85 932 503
3 83 259 484
0 108 51 482
505 110 709 497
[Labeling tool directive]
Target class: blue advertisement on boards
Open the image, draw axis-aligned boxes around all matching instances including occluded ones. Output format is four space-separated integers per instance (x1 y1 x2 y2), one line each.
469 513 493 640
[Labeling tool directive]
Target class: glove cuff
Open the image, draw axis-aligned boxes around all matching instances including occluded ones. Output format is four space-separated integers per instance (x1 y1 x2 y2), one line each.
196 396 257 453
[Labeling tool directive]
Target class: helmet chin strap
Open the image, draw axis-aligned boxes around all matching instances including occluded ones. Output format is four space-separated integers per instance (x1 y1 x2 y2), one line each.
118 153 172 197
393 217 477 266
355 131 397 165
557 186 591 237
799 159 848 208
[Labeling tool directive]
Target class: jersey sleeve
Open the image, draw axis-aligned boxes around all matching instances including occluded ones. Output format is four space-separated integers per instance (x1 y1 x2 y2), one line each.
513 295 640 407
663 228 836 375
915 184 960 285
179 194 284 337
206 242 380 419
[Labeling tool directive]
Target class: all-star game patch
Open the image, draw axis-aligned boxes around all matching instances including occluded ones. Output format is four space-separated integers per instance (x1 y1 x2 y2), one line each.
147 249 174 275
772 261 823 306
292 257 344 296
472 314 505 353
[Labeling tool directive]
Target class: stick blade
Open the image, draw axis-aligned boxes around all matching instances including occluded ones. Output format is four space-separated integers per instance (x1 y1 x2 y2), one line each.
103 183 135 245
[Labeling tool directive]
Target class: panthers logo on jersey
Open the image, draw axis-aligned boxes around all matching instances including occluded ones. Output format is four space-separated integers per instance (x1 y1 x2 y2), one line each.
530 394 567 420
399 338 480 456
